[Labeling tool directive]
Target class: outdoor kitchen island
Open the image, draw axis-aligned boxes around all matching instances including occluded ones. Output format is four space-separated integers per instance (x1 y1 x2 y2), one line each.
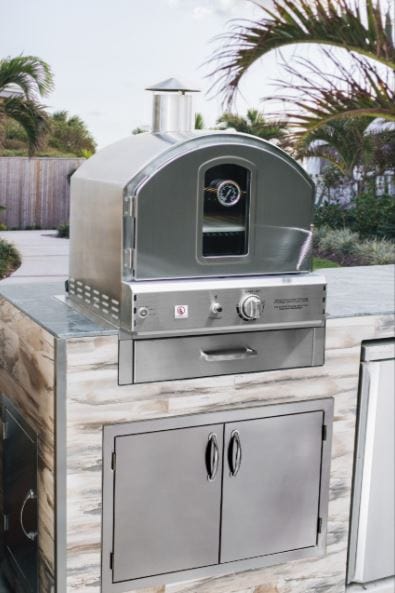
0 264 393 593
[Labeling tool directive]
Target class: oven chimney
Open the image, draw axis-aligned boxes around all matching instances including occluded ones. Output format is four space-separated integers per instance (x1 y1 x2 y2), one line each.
146 78 200 133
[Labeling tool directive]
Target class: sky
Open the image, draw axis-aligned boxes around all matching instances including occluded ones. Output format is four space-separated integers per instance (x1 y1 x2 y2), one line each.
1 0 295 147
2 0 381 149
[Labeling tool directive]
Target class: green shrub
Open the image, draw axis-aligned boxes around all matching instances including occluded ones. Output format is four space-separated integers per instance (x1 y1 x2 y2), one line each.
314 200 352 229
354 239 395 265
0 239 21 279
349 193 395 240
314 192 395 240
57 223 69 238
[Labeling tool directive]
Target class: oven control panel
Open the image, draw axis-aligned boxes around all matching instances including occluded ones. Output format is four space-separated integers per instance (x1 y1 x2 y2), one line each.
122 276 326 338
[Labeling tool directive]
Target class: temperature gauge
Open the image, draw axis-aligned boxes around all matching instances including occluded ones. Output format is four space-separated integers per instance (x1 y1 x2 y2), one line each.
216 179 241 207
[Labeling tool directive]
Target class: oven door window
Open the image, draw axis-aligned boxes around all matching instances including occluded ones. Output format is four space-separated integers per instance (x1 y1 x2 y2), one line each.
202 164 250 257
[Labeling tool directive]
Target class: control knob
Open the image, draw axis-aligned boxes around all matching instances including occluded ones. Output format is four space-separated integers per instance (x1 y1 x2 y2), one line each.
210 302 223 315
238 294 263 321
137 306 149 319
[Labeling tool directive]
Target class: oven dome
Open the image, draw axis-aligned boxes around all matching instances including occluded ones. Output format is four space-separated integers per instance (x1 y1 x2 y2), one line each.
70 131 314 301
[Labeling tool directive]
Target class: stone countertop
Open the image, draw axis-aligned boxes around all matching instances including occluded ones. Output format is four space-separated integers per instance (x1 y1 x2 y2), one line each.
0 265 393 339
0 281 117 338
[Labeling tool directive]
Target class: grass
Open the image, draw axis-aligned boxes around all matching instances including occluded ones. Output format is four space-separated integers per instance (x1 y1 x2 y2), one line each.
0 239 21 279
313 257 340 269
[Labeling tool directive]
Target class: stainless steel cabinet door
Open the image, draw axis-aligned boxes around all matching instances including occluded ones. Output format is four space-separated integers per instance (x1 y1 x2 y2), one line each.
221 411 323 563
112 425 223 582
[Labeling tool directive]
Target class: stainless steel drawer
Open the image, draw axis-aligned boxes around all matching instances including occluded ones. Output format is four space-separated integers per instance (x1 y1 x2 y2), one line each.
128 327 324 383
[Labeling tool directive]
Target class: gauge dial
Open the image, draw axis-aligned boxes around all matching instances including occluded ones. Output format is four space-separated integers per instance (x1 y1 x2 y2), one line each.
216 179 241 207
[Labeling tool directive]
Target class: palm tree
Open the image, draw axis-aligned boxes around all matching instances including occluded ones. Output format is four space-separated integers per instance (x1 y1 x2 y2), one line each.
194 112 205 130
302 118 371 169
300 115 395 202
299 117 373 199
48 111 96 156
211 0 395 134
217 108 288 144
0 55 54 154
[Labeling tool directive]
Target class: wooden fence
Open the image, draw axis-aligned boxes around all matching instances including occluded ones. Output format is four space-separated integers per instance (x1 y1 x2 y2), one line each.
0 157 84 229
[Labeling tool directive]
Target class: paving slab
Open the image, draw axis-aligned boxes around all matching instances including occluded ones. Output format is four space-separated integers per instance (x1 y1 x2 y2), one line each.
0 230 69 284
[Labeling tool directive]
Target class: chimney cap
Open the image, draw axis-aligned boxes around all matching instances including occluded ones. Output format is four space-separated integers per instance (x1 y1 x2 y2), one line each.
146 77 200 93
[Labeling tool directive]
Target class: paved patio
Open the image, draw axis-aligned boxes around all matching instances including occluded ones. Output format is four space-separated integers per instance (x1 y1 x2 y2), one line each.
0 230 69 284
1 231 394 315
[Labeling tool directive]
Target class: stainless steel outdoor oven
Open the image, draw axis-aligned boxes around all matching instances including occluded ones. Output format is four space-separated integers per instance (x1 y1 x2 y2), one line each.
68 79 326 384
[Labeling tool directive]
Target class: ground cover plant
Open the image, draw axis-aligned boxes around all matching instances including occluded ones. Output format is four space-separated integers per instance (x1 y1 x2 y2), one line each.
313 226 395 267
57 223 69 238
0 238 21 279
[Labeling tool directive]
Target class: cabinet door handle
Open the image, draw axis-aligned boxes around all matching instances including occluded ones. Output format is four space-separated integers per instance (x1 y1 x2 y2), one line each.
201 347 257 362
206 433 219 481
20 489 38 542
228 430 242 477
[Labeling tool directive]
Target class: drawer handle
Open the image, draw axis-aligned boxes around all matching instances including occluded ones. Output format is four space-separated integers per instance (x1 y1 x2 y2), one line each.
201 347 257 362
20 489 38 542
206 433 219 481
228 430 242 477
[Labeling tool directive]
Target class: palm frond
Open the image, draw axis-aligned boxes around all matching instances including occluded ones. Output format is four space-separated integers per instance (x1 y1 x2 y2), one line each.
210 0 395 105
301 143 348 174
52 110 69 122
1 97 49 154
0 55 54 99
216 109 288 141
217 112 250 133
268 53 395 143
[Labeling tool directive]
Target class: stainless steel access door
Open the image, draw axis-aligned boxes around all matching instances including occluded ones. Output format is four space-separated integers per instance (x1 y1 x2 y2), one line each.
103 399 333 592
221 411 324 563
112 424 223 583
2 404 38 593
